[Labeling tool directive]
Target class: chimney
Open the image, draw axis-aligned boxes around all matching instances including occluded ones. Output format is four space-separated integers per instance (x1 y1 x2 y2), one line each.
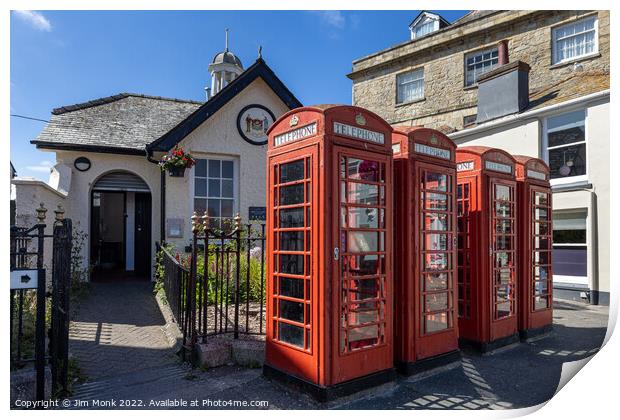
498 40 509 65
476 60 530 124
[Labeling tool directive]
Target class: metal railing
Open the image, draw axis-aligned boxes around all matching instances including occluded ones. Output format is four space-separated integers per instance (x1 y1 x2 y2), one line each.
159 213 266 358
10 204 72 400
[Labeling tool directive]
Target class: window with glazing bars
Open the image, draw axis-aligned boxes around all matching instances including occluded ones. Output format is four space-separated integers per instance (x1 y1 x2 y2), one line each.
339 156 387 353
194 158 235 229
532 190 552 310
420 170 454 334
465 47 499 86
456 181 472 319
272 157 312 351
492 183 516 320
552 16 598 65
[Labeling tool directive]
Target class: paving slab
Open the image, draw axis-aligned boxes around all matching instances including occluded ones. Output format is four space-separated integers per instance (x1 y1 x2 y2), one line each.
66 293 607 410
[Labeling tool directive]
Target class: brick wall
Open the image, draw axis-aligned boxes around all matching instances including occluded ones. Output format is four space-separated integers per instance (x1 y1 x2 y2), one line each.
350 10 610 131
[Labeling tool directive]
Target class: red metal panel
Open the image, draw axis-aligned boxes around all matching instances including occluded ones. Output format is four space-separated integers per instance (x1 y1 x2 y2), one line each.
266 106 394 388
514 156 553 335
392 127 459 367
456 147 519 347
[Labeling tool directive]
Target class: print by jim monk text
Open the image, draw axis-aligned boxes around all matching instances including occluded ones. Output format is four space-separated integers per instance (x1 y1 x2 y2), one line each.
14 398 270 409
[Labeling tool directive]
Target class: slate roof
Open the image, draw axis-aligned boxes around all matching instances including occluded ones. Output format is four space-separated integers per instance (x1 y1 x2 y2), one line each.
451 10 498 26
454 71 609 132
32 58 302 155
32 93 202 154
527 71 609 111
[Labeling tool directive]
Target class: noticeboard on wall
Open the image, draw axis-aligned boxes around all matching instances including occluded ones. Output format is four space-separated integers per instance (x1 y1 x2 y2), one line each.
249 206 266 221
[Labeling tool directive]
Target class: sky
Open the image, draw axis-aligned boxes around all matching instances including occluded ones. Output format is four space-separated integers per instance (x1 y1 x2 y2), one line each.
10 10 468 180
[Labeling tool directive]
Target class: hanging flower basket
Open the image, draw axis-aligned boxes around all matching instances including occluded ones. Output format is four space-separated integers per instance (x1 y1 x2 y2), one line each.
159 146 195 177
167 165 186 177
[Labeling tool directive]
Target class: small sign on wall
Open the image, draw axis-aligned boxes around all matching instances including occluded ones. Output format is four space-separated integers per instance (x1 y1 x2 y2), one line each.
10 269 40 290
166 218 184 238
249 206 267 221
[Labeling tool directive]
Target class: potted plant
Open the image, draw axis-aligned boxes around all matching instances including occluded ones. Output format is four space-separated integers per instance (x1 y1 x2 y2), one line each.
159 146 195 177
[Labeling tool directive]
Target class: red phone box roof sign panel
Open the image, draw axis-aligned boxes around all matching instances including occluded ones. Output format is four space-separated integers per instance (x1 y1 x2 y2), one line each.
456 146 516 176
392 126 456 163
513 155 550 182
268 105 393 155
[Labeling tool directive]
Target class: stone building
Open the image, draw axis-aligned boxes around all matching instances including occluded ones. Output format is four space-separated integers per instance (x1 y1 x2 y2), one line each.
349 10 609 133
349 10 610 305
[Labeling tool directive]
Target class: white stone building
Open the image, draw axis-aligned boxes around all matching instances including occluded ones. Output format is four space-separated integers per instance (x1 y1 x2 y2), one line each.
12 45 301 281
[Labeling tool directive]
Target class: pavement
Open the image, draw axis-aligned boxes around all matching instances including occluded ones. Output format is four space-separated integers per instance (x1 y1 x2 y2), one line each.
68 281 178 380
66 285 609 410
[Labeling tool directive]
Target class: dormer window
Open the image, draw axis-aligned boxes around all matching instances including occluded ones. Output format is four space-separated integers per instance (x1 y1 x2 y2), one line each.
409 11 449 40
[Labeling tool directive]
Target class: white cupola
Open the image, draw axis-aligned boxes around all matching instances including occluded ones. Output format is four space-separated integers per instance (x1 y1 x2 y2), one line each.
205 29 244 100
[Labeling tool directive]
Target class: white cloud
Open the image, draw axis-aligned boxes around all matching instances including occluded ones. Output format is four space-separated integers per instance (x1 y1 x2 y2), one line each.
14 10 52 32
312 11 346 30
25 160 54 173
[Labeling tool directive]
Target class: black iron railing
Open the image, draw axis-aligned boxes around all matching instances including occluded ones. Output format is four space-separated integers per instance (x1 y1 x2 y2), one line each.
10 204 72 400
159 214 266 358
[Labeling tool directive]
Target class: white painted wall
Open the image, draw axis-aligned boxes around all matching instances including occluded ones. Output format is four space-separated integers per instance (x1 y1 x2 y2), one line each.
449 97 610 298
164 77 291 250
14 150 162 281
13 77 293 280
452 119 540 156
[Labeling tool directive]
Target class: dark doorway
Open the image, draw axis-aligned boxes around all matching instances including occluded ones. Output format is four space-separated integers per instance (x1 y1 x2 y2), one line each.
134 193 151 277
90 171 152 282
90 192 126 275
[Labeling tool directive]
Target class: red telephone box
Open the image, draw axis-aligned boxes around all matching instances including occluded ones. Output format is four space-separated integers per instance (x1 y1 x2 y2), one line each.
514 155 553 339
391 127 460 374
456 146 519 352
264 105 395 400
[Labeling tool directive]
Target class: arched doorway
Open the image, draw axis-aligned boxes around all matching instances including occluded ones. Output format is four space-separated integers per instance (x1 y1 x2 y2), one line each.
90 171 152 281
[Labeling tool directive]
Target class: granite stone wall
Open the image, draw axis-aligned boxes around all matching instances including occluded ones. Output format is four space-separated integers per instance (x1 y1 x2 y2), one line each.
350 10 610 131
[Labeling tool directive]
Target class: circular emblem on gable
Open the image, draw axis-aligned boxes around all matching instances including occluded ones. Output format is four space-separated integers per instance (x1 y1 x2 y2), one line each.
237 104 276 145
430 134 438 145
289 115 299 127
355 113 366 126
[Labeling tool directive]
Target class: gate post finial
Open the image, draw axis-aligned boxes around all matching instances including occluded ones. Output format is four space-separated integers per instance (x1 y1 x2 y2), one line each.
201 211 210 231
54 205 65 226
191 211 200 234
36 203 47 224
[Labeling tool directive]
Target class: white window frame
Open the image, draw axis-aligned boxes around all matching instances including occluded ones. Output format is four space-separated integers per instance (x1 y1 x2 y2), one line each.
542 108 588 186
409 13 441 40
464 46 499 87
551 15 599 66
411 17 438 39
190 154 240 227
396 68 425 104
552 209 588 286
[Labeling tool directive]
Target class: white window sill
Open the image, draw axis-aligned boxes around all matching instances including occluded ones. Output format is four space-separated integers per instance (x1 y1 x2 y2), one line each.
553 276 589 287
550 175 588 186
550 52 601 69
395 97 426 108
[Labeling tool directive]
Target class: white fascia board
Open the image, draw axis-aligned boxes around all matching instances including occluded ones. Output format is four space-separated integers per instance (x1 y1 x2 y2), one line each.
449 90 610 140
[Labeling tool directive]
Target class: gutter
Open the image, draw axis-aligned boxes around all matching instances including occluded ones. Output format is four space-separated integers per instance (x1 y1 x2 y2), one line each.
145 149 166 244
449 89 610 140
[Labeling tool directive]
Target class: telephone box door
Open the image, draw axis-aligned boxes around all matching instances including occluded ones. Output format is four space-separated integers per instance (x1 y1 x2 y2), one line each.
333 147 392 384
488 178 518 340
528 185 553 329
266 145 319 383
415 162 458 359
